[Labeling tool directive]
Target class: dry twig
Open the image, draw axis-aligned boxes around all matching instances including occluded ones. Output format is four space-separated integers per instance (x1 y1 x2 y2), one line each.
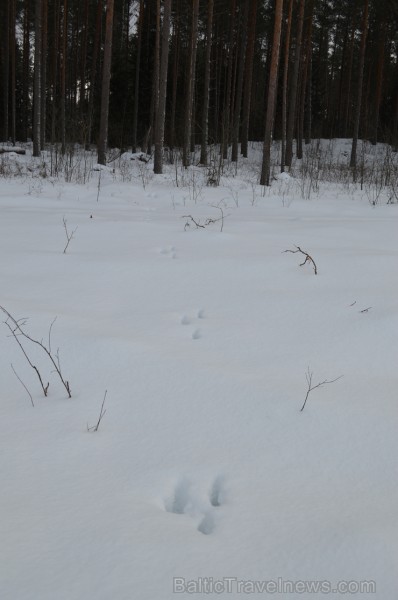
11 363 34 407
182 208 228 233
300 367 343 411
1 306 71 398
283 245 318 275
87 390 108 432
63 216 78 253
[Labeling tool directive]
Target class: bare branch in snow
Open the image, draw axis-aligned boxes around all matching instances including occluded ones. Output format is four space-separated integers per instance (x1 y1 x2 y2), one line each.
300 367 343 412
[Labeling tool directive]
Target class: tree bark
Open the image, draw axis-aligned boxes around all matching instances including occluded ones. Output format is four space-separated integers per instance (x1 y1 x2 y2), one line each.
281 0 293 171
132 0 144 152
285 0 305 168
350 0 368 173
231 1 249 162
33 0 42 157
241 0 257 158
200 0 214 165
98 0 115 165
40 0 48 149
154 0 172 174
260 0 284 186
182 0 199 167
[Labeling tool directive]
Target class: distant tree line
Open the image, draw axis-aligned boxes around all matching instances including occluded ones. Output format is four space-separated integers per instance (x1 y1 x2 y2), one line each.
0 0 398 182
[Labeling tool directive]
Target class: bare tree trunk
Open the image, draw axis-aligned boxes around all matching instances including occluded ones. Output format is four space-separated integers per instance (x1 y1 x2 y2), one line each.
285 0 305 168
50 0 60 144
79 0 90 131
371 21 386 145
22 0 30 142
200 0 214 165
132 0 144 152
86 0 102 149
241 0 257 158
182 0 199 167
169 9 179 157
221 0 236 160
350 0 368 173
154 0 172 174
60 0 67 154
231 1 249 162
33 0 42 157
98 0 115 165
3 0 10 142
40 0 48 149
260 0 284 186
150 0 161 157
10 0 16 145
281 0 293 171
296 0 314 159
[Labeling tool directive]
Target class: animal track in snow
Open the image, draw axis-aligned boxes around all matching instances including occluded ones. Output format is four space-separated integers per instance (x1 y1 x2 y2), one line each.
209 475 224 507
164 478 191 514
179 309 206 339
164 475 224 535
197 511 215 535
160 246 176 259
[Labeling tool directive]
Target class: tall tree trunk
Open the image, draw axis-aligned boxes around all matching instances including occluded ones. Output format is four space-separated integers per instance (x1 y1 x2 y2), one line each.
132 0 144 152
149 0 161 156
10 0 16 145
98 0 115 165
86 0 102 149
182 0 199 167
285 0 305 168
241 0 257 158
350 0 368 173
169 4 180 157
371 21 386 145
22 0 30 142
231 1 249 162
200 0 214 165
221 0 236 160
154 0 172 174
50 0 60 144
296 0 314 159
79 0 90 130
3 0 10 142
260 0 283 186
281 0 293 171
40 0 48 149
33 0 42 157
60 0 67 154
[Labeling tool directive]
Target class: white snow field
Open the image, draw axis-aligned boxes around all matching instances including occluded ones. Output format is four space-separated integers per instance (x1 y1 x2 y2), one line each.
0 142 397 599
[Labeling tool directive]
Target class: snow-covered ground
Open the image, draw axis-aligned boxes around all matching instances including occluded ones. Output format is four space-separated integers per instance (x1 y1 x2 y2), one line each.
1 143 397 599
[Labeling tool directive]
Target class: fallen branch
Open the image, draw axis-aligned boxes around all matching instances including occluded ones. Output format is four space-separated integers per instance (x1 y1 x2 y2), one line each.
300 367 343 411
283 245 318 275
182 209 228 233
87 390 108 432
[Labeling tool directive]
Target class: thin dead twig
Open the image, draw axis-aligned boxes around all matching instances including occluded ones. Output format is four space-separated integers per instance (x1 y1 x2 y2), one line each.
182 208 228 233
11 363 34 407
63 216 78 253
1 306 71 398
283 245 318 275
300 367 343 411
87 390 108 432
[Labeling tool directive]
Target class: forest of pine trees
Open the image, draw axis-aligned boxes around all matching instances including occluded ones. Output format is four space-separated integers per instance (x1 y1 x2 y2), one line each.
1 0 398 179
